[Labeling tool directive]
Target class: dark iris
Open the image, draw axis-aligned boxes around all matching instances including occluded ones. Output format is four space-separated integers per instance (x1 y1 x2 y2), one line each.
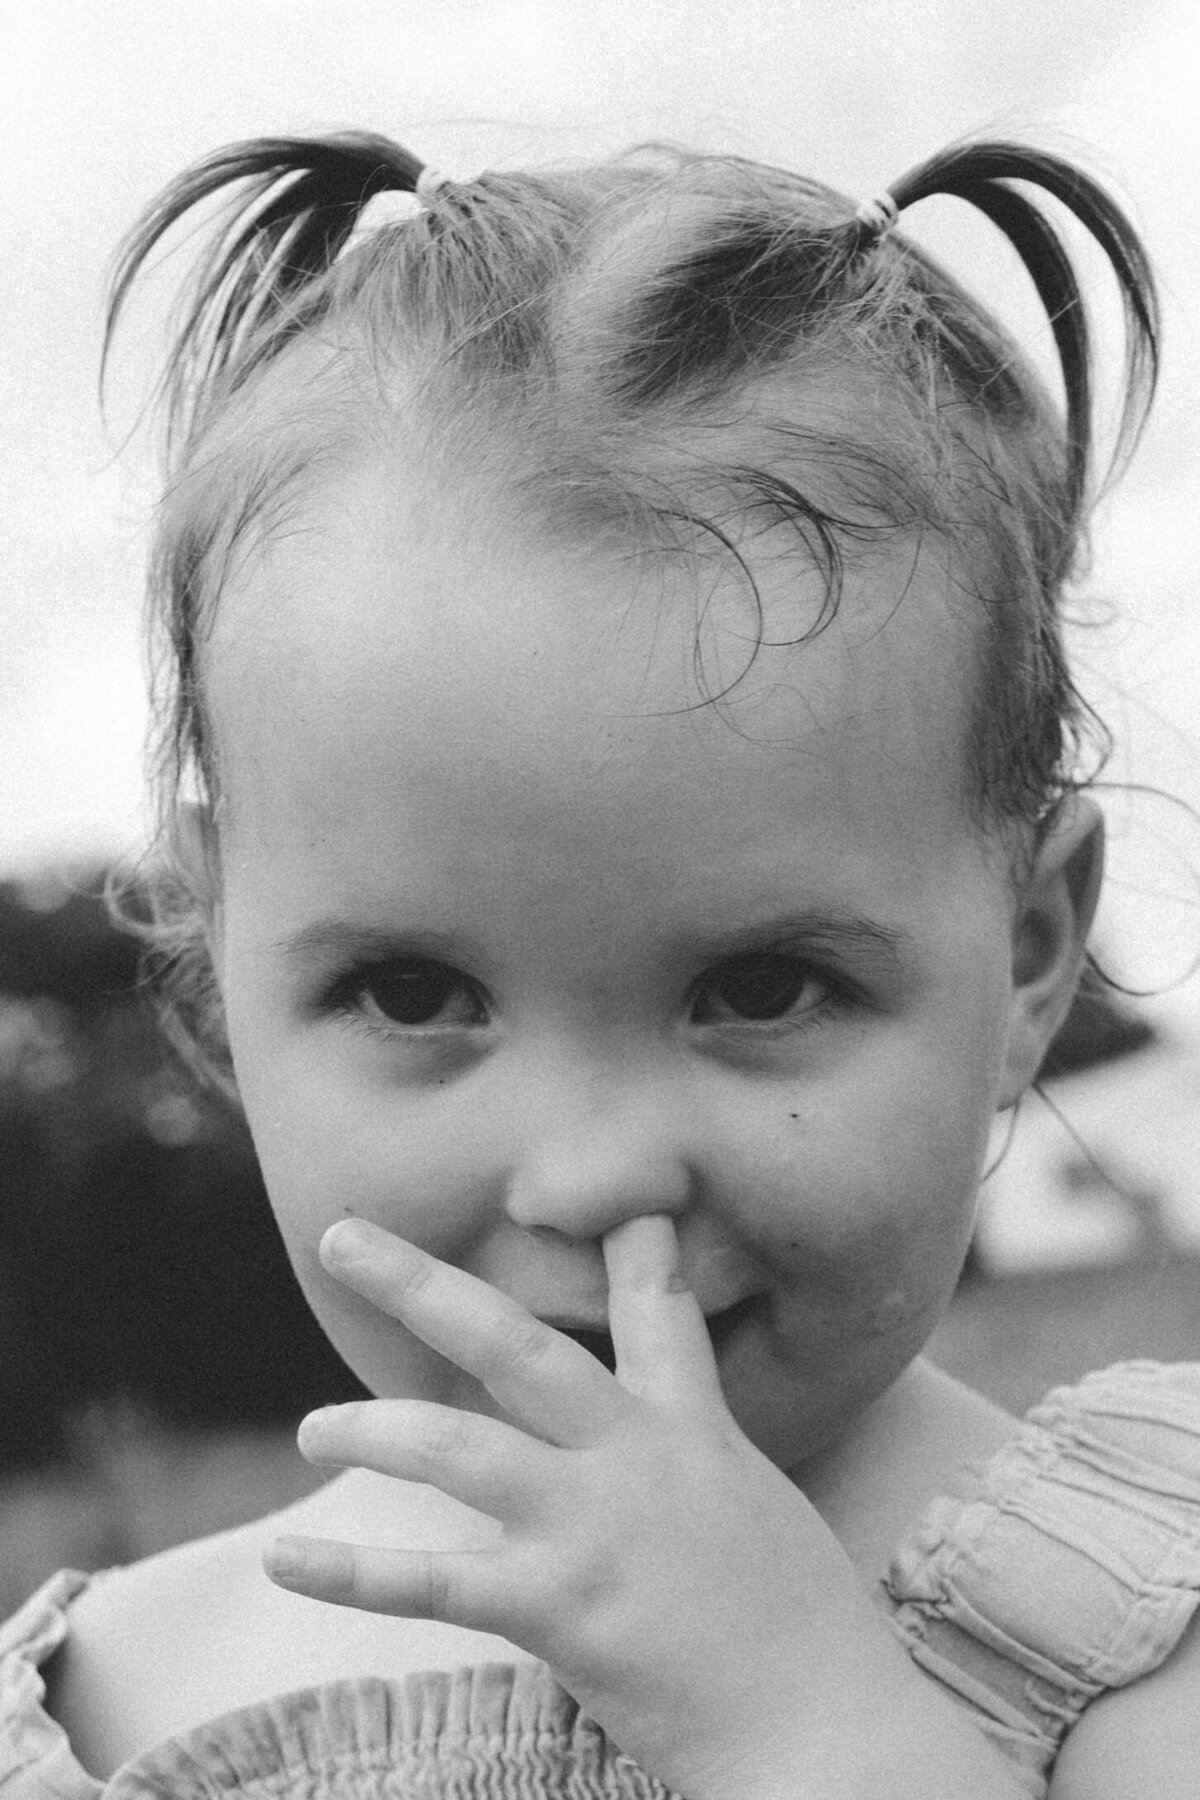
702 954 812 1021
361 961 469 1026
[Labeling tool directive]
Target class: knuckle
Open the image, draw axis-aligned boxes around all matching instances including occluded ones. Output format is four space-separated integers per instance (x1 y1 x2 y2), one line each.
416 1556 455 1622
483 1311 555 1381
392 1252 436 1304
553 1535 613 1609
411 1403 471 1462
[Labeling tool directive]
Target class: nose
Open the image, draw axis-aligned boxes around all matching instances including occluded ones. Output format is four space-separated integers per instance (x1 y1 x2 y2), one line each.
504 1077 693 1242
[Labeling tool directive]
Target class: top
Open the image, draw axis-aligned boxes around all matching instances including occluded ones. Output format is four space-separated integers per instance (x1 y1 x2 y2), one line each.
3 1360 1200 1799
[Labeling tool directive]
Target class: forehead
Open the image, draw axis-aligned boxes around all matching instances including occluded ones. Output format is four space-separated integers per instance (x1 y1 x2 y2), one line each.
207 447 983 897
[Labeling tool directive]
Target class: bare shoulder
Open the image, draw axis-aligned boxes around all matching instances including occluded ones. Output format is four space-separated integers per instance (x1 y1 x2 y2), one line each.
1047 1605 1200 1799
45 1472 534 1781
807 1358 1020 1577
45 1508 299 1778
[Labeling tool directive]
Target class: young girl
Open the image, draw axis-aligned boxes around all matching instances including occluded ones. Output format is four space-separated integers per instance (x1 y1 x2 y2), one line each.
2 130 1196 1800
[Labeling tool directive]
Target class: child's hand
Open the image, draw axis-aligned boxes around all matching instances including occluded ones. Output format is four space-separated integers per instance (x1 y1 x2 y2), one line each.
265 1215 1017 1800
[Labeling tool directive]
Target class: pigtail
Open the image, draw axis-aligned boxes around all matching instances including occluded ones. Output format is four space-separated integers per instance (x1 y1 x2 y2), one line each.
104 132 424 448
882 142 1160 515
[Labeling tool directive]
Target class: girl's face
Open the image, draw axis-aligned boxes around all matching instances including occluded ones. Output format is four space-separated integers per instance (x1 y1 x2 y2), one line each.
209 448 1041 1473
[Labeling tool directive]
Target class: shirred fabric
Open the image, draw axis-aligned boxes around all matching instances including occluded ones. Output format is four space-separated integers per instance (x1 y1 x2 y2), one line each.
3 1363 1200 1798
0 1582 676 1800
0 1568 97 1799
883 1360 1200 1797
106 1668 677 1800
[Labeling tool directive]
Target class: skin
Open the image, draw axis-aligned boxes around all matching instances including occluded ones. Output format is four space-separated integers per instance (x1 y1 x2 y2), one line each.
198 440 1098 1796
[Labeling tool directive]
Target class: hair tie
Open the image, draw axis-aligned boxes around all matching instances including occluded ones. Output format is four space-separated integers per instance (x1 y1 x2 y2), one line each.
854 191 899 239
415 165 454 206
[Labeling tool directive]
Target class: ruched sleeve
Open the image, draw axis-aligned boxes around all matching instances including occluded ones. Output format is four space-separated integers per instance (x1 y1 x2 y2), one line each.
0 1569 101 1799
883 1361 1200 1797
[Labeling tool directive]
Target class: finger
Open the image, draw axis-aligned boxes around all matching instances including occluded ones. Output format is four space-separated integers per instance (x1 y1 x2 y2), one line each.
296 1398 558 1518
320 1220 626 1446
604 1215 724 1409
264 1534 505 1634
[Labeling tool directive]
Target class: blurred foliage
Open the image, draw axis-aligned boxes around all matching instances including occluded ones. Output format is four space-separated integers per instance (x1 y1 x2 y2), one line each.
0 865 1155 1476
0 868 364 1476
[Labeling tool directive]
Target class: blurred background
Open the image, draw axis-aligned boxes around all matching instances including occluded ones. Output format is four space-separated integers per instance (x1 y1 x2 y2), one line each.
3 0 1198 1615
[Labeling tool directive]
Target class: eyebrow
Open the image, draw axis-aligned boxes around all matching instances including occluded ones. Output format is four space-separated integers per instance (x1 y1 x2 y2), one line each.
685 911 914 971
273 921 475 968
273 910 914 973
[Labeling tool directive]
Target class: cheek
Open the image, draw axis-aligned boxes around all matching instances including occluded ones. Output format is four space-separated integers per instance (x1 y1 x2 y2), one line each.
727 1069 989 1288
248 1101 497 1404
240 1055 505 1269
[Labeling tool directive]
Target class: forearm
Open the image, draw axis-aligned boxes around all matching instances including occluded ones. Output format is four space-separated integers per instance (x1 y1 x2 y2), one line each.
680 1608 1029 1800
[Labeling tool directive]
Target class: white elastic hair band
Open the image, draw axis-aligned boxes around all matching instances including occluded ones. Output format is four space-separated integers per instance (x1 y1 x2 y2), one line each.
854 192 900 237
415 166 454 205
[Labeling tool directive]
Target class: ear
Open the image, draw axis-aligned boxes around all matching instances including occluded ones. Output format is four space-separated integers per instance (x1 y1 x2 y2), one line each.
998 794 1105 1108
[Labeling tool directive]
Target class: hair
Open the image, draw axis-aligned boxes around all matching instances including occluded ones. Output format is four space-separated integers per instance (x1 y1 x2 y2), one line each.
104 131 1159 1088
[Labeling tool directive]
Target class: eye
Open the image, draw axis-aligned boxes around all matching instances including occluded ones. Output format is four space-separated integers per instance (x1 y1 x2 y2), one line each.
691 953 831 1025
351 959 487 1030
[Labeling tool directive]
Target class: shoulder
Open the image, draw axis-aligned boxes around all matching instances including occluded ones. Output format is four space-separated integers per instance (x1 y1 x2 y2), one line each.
1047 1604 1200 1798
0 1539 258 1796
42 1471 536 1780
889 1359 1200 1798
43 1514 277 1778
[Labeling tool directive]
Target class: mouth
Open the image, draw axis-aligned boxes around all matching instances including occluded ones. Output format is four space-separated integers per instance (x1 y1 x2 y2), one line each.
552 1294 758 1374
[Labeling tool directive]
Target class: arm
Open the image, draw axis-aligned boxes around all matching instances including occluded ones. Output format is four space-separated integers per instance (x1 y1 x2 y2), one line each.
265 1214 1027 1800
1047 1608 1200 1800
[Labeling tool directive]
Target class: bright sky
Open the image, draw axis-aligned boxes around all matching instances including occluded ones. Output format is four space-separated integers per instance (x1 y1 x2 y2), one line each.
3 0 1198 1028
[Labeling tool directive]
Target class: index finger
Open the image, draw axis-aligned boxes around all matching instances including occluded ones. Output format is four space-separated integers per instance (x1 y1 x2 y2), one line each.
603 1216 725 1408
320 1219 626 1446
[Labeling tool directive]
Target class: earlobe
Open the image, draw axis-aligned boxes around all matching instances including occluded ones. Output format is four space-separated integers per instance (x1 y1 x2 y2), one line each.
998 795 1105 1108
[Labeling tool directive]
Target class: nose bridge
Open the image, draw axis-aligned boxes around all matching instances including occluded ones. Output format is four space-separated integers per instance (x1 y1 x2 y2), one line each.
504 1038 693 1239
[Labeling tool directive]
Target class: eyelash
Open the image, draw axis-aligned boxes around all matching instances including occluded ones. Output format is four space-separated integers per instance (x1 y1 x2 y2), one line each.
325 951 854 1042
323 963 482 1045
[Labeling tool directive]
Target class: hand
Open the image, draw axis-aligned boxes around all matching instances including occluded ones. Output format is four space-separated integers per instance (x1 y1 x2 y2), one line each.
263 1216 1018 1800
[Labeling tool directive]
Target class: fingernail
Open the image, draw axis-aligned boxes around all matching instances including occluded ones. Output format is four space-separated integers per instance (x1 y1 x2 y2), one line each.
264 1536 350 1600
265 1537 310 1582
320 1218 383 1264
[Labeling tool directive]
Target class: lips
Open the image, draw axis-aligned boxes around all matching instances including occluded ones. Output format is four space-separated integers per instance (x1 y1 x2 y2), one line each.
551 1293 758 1374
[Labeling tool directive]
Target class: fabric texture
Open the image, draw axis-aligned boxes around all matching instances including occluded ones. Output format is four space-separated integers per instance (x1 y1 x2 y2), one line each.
4 1361 1200 1799
883 1360 1200 1796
